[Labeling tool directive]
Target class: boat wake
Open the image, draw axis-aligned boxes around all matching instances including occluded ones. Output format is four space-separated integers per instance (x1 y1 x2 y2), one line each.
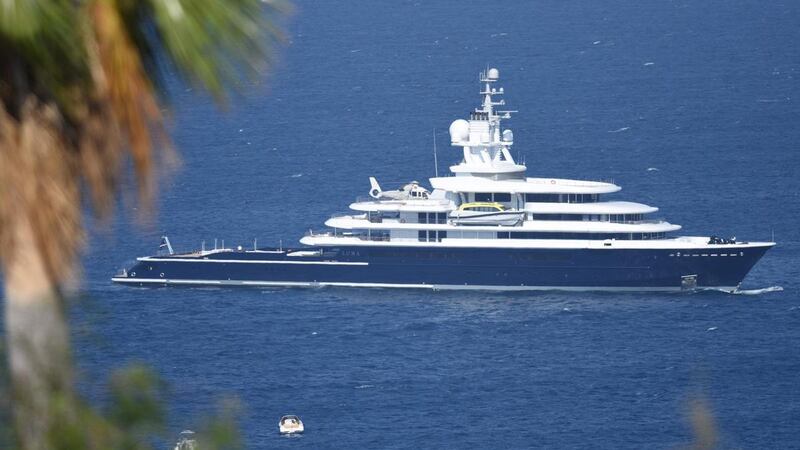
733 286 784 295
608 126 630 133
699 286 783 295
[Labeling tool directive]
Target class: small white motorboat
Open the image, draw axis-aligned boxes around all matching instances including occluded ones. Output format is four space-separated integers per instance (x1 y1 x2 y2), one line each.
174 430 197 450
279 415 304 435
449 202 524 226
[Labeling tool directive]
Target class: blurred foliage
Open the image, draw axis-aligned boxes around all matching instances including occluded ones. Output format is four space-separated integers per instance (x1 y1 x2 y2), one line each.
1 359 243 449
0 0 286 114
681 397 719 450
1 0 286 448
192 398 243 450
0 342 14 449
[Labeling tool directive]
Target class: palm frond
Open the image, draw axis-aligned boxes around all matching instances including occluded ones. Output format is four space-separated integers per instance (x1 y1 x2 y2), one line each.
148 0 287 101
1 0 284 282
0 98 83 283
88 0 167 211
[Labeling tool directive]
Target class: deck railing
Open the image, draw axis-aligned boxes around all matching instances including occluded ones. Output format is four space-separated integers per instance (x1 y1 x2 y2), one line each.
610 219 666 225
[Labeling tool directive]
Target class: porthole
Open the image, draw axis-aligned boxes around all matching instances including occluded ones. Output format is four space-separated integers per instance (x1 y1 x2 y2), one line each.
160 272 165 278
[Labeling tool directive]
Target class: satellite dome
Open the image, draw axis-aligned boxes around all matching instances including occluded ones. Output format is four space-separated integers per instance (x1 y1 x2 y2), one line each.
502 129 514 142
488 68 500 80
449 119 470 143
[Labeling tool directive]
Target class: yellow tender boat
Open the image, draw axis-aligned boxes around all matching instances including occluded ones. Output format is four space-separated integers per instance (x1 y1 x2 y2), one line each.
449 202 525 226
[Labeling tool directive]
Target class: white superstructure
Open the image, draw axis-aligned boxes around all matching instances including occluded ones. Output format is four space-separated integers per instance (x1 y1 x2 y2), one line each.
301 68 692 249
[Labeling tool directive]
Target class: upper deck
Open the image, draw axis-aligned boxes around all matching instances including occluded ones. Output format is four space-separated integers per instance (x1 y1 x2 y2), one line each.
318 68 688 246
429 176 620 195
350 198 452 213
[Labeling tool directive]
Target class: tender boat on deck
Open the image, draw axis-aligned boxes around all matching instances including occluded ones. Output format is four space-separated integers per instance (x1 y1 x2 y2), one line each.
449 202 524 226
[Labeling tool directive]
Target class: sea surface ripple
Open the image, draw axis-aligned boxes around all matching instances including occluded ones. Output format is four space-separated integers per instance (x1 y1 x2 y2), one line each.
57 0 800 448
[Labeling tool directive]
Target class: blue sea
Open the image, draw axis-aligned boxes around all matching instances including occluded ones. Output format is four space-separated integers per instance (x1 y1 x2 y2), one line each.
70 0 800 448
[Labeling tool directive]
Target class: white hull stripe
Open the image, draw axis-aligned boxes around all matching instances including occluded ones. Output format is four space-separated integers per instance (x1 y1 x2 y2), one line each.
111 277 738 293
137 257 367 266
300 236 775 251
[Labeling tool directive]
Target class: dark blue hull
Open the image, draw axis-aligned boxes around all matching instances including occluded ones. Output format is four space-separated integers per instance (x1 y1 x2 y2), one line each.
113 244 772 291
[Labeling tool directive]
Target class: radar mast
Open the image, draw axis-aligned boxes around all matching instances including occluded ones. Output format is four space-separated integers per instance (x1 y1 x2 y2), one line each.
448 68 525 179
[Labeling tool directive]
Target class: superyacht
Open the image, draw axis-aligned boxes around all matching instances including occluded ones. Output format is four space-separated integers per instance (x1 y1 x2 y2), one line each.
113 68 773 292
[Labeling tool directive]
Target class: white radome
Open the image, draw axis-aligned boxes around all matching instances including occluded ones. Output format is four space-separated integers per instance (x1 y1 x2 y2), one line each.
502 129 513 142
449 119 470 142
488 67 500 79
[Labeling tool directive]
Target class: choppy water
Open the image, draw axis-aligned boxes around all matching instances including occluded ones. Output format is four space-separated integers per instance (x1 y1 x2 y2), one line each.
68 0 800 448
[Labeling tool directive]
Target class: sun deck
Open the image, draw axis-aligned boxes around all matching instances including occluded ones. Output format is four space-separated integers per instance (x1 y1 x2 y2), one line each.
430 176 621 194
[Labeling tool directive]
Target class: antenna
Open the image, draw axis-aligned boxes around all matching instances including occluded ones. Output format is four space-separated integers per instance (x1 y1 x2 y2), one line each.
433 128 439 177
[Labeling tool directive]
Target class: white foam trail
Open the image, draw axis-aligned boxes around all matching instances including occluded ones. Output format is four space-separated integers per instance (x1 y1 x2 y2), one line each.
733 286 783 295
608 127 630 133
699 286 783 295
643 62 655 66
647 167 659 171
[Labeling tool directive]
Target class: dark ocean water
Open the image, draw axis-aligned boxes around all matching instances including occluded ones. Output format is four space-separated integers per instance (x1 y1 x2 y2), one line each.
52 0 800 448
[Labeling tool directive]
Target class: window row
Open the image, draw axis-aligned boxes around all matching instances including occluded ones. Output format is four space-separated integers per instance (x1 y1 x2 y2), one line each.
470 193 602 204
419 230 448 242
530 213 647 222
474 192 512 203
418 212 448 224
530 214 583 221
496 232 667 240
525 193 599 203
